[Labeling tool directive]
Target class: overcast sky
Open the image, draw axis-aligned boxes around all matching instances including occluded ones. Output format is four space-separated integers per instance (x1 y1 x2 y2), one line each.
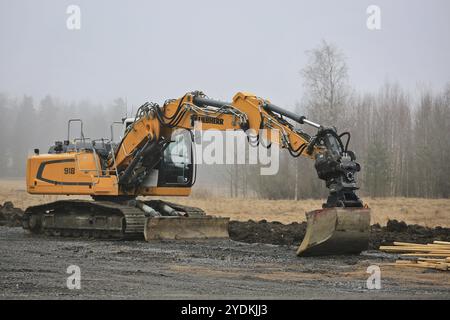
0 0 449 110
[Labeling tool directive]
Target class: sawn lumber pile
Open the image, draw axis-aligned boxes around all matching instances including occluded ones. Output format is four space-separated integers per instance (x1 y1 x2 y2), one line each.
379 241 450 271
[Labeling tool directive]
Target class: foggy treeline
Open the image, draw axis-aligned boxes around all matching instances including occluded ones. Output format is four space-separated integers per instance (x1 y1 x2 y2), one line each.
0 41 449 200
239 81 450 200
210 42 450 200
0 95 127 176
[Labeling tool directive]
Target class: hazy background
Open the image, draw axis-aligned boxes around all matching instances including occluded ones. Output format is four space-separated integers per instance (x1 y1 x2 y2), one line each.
0 0 449 199
1 0 449 107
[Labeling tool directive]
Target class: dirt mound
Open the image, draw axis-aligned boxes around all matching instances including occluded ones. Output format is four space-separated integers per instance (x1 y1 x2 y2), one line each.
229 219 450 250
229 220 307 246
369 219 450 249
0 201 24 227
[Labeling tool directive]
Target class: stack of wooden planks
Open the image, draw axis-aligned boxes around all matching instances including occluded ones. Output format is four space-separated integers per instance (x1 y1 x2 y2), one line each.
379 241 450 271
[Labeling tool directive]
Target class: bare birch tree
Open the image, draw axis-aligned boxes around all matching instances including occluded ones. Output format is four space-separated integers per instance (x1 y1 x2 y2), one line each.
301 40 349 126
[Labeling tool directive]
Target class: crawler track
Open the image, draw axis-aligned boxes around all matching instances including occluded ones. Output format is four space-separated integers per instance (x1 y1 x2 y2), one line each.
22 199 206 239
22 200 145 239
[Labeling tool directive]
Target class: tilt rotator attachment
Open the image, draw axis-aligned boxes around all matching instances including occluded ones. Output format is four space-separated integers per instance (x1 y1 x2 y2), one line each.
263 102 371 256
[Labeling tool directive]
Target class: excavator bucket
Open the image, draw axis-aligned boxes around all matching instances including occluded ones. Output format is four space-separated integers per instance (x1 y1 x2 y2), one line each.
144 216 230 240
297 208 371 256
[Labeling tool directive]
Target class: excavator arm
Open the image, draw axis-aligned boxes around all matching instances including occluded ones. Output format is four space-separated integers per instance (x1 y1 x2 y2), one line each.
111 91 363 209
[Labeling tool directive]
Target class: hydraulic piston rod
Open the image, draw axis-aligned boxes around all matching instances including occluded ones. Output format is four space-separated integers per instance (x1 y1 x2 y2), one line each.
262 103 320 128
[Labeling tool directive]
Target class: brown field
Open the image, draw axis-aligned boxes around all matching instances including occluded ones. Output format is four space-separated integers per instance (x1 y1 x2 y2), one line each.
1 179 449 227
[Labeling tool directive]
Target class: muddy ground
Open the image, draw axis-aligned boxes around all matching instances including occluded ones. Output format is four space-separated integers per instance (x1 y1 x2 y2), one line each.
1 226 449 299
1 202 449 299
0 202 23 227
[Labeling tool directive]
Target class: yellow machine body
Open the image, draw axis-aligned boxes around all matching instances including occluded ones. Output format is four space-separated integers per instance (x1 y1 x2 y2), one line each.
26 152 192 197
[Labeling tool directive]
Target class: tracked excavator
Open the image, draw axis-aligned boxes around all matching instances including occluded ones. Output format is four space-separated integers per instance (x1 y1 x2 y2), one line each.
22 91 370 256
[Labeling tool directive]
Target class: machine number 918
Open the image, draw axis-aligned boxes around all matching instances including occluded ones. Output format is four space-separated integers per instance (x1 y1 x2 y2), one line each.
64 168 75 174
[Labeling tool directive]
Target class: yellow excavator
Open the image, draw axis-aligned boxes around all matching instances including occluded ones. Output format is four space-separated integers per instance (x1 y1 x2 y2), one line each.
22 91 370 256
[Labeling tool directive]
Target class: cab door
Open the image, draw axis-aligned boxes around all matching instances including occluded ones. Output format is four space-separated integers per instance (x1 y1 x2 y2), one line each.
157 130 193 187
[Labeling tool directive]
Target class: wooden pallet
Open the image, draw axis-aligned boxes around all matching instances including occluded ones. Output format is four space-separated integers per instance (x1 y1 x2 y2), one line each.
379 241 450 271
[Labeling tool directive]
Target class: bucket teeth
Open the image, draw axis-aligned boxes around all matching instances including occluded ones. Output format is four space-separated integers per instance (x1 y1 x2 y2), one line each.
297 208 371 256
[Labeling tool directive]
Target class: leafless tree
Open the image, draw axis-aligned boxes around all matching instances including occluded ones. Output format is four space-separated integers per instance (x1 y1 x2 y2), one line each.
301 40 349 126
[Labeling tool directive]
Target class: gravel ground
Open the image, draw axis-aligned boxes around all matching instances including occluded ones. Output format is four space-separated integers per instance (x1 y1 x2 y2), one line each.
1 227 449 299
